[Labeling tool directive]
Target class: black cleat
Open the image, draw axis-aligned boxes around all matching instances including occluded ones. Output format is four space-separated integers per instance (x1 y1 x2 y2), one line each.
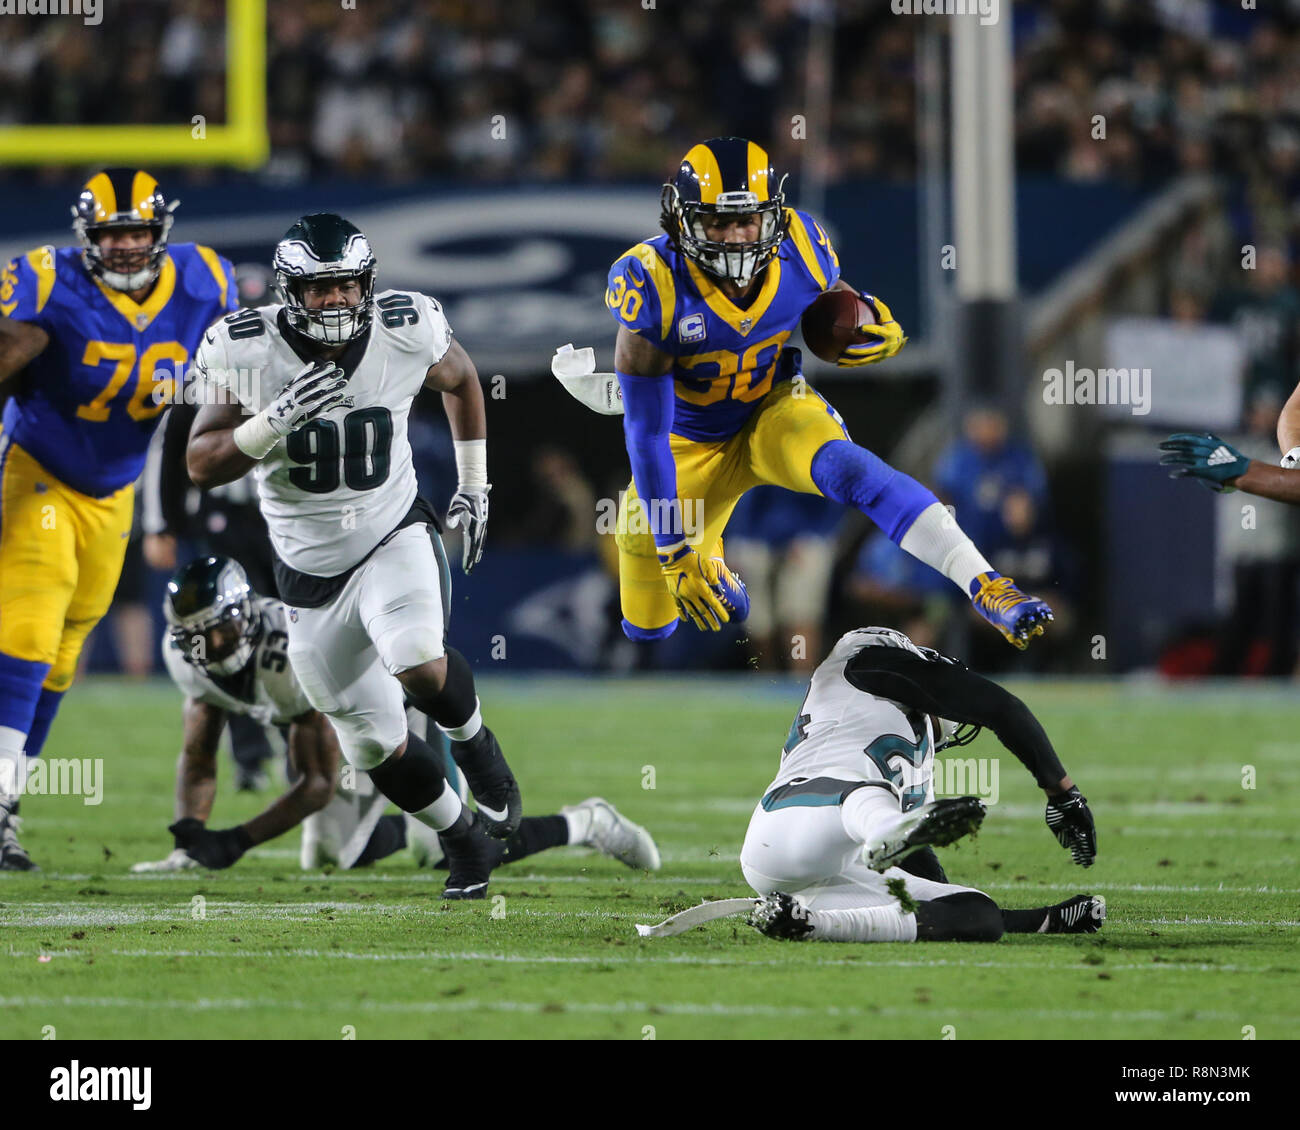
749 892 814 941
864 796 986 873
450 727 521 840
439 817 504 900
1041 894 1106 934
0 801 39 872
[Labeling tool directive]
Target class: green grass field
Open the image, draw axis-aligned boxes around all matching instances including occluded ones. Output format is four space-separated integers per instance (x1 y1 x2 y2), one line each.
1 674 1297 1040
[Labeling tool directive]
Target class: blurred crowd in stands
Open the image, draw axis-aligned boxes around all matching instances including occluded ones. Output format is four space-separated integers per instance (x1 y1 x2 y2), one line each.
0 1 1296 205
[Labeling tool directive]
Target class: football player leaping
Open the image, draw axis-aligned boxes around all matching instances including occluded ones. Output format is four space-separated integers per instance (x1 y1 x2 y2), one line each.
742 627 1102 943
135 556 659 884
185 214 519 900
0 169 238 870
579 137 1051 648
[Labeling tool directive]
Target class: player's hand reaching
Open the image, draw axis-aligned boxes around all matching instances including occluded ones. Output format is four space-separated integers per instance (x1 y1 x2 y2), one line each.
168 817 251 870
446 486 490 573
1044 787 1097 867
658 545 732 631
265 360 353 437
836 294 908 367
1158 432 1250 493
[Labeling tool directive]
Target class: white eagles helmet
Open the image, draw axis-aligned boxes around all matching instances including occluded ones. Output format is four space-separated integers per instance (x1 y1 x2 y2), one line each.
272 212 377 345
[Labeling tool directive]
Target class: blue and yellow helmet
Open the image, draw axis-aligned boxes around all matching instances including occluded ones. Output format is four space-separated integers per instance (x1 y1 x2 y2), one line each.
660 137 788 289
71 167 177 292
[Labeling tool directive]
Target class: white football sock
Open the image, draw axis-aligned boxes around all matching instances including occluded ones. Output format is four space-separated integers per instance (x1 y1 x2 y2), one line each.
808 903 919 943
0 727 29 807
562 806 592 844
438 699 482 743
898 501 993 593
407 782 465 833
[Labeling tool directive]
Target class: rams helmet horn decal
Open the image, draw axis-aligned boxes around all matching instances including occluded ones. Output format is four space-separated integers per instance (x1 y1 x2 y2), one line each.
660 137 788 289
71 167 178 292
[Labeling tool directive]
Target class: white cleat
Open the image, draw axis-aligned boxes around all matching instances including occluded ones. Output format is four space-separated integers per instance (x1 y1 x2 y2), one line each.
130 848 200 873
863 796 986 873
563 797 661 871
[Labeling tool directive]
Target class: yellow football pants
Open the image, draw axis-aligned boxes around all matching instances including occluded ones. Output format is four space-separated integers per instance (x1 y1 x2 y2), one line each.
615 380 850 634
0 434 134 692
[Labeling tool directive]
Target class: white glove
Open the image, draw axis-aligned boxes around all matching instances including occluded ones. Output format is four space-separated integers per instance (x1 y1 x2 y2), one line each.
130 848 200 873
552 343 624 416
235 360 354 460
1280 446 1300 469
446 487 490 574
266 360 353 437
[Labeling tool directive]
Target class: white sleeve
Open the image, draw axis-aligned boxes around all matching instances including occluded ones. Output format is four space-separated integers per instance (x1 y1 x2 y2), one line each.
192 324 250 414
162 643 225 711
422 294 453 367
552 344 624 416
140 420 169 535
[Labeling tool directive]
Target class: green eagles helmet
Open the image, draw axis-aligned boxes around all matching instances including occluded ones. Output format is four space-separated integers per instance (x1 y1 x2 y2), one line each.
660 137 788 289
164 556 260 676
272 213 377 345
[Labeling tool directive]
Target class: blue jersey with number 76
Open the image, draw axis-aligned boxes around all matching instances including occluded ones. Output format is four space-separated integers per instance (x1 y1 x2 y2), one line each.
1 242 236 497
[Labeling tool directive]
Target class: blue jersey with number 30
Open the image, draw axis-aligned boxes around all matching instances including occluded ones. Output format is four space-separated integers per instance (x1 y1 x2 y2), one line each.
605 208 841 442
0 243 236 497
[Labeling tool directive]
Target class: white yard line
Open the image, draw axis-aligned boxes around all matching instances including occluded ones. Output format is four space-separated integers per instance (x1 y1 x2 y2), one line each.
0 947 1280 973
0 993 1286 1026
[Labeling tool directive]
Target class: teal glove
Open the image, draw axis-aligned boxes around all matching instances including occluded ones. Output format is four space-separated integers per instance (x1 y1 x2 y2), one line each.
1158 432 1250 493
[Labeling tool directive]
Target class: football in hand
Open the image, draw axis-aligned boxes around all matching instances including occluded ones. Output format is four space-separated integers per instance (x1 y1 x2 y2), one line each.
800 290 879 364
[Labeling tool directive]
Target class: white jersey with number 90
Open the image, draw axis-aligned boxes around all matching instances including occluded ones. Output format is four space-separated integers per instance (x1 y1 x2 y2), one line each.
193 289 452 577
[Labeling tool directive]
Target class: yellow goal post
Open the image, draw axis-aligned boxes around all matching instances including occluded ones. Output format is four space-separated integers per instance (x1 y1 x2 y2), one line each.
0 0 268 169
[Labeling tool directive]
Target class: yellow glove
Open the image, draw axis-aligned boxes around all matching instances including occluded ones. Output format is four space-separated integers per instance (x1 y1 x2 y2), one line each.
658 545 731 631
837 293 908 367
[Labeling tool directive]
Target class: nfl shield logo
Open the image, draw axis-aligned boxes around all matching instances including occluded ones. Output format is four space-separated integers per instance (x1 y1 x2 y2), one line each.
289 608 298 623
739 317 753 333
135 313 150 330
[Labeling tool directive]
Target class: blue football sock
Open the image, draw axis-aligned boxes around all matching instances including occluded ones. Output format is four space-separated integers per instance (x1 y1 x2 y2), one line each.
23 687 66 758
810 439 938 543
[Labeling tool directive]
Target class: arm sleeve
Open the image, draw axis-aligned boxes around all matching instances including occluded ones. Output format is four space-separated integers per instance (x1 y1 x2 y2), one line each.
159 400 199 534
843 648 1068 790
618 371 682 552
140 421 170 536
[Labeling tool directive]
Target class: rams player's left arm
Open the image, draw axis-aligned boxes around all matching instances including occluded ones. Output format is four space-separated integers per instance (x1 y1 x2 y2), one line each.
425 339 490 573
824 279 907 367
0 312 48 385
